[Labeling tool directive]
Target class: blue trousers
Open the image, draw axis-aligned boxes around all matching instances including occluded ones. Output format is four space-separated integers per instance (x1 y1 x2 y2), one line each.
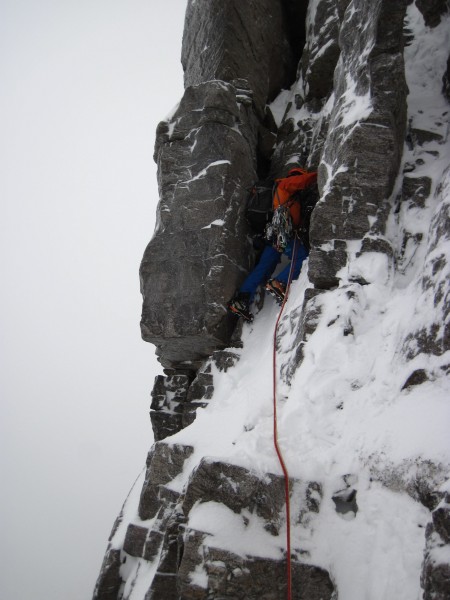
239 239 308 301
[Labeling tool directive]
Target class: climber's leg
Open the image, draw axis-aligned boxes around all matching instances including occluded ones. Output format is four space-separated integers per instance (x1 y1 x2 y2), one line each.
275 240 309 286
238 244 281 302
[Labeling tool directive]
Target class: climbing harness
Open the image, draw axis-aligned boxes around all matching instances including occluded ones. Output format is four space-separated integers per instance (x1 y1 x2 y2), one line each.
266 184 294 251
272 237 298 600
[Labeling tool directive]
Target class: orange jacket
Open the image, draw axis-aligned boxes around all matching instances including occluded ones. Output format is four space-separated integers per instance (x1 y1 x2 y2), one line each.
274 168 318 228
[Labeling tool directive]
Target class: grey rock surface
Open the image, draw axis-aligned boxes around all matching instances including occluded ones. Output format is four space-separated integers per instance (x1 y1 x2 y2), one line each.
92 549 122 600
150 373 192 441
416 0 450 28
181 0 299 118
178 540 335 600
403 166 450 359
142 459 334 599
138 442 194 520
181 459 287 533
123 523 149 558
271 0 341 174
141 0 313 372
148 351 236 439
140 81 256 371
140 80 258 371
310 0 408 287
443 54 450 102
422 493 450 600
402 175 432 209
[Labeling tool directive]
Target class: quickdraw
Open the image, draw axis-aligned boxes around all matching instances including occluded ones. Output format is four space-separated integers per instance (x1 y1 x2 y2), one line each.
265 205 293 251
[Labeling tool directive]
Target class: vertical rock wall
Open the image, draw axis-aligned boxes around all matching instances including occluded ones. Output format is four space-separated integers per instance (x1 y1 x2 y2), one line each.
310 0 408 289
140 79 258 371
181 0 295 117
140 0 303 372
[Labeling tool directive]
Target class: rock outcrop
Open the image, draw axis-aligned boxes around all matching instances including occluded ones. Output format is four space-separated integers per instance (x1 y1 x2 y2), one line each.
140 0 307 371
181 0 299 118
94 0 450 598
140 79 257 371
309 0 408 289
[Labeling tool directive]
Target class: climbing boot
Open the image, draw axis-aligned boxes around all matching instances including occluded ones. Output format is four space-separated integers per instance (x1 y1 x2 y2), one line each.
227 292 254 322
265 279 286 305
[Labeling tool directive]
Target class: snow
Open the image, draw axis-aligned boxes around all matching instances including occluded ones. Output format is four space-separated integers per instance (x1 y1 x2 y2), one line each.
182 160 231 184
107 472 165 600
165 235 447 597
164 100 180 123
188 501 283 559
109 469 149 551
188 563 209 589
342 249 391 285
202 219 224 229
120 557 161 600
404 5 450 136
269 88 292 127
429 542 450 566
339 71 372 128
312 478 429 600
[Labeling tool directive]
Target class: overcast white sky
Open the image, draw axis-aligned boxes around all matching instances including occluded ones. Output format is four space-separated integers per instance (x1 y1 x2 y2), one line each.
0 1 186 598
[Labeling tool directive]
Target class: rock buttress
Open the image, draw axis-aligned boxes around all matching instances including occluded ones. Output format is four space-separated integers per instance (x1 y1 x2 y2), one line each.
140 0 306 371
140 80 258 371
309 0 409 289
181 0 300 118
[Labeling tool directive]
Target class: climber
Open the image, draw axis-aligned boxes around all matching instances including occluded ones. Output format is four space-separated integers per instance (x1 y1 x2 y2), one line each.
227 167 318 322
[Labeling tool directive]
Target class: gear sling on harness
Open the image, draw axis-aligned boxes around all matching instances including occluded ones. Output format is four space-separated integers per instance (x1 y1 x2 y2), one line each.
265 168 318 252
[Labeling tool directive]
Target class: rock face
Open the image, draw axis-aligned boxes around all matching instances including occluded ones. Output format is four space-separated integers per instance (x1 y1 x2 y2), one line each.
422 493 450 600
140 0 307 371
94 1 450 598
140 80 258 370
181 0 298 118
310 0 408 289
149 349 239 442
271 0 341 173
96 448 335 600
416 0 450 27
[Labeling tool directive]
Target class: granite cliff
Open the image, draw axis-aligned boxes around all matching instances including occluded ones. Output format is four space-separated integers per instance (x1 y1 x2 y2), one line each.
94 1 450 598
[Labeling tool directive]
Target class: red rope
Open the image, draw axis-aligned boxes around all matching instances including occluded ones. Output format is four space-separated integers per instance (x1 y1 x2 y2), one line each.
272 238 298 600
